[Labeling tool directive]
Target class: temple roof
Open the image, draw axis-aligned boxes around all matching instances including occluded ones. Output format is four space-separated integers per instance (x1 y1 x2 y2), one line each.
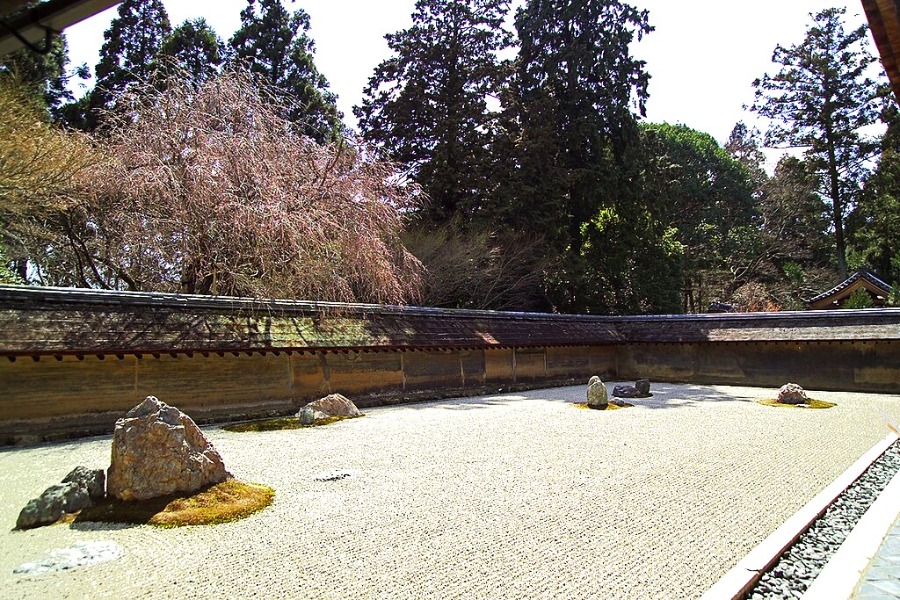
806 270 894 309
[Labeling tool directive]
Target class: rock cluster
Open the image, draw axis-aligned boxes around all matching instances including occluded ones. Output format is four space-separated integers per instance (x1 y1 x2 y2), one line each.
612 379 652 398
586 376 608 409
297 393 361 424
16 467 105 529
777 383 809 405
107 396 231 501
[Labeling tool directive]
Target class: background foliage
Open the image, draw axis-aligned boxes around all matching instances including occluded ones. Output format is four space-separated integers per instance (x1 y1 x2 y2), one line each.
1 0 896 312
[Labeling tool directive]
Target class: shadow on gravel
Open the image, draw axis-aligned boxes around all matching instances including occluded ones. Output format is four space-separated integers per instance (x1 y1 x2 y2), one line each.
414 395 530 411
508 383 758 412
407 384 762 413
634 383 761 410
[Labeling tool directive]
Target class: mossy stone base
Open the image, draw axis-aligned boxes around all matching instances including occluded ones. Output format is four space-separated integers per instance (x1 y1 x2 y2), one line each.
574 402 632 411
223 414 360 433
72 479 274 527
758 398 836 409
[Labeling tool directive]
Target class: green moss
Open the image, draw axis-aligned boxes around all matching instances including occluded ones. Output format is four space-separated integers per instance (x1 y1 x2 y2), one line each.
574 402 632 411
73 479 274 527
223 414 360 432
758 398 836 409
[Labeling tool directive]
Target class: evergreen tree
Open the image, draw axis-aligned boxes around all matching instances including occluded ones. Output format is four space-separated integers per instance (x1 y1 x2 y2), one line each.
230 0 341 142
0 1 90 119
94 0 171 108
852 101 900 286
0 35 81 117
639 123 755 307
724 122 767 194
509 0 652 251
495 0 670 314
751 7 882 279
159 18 226 86
355 0 513 223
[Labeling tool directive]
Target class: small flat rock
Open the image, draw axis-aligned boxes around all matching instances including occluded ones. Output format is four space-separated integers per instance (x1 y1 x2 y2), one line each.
14 541 123 575
314 470 356 482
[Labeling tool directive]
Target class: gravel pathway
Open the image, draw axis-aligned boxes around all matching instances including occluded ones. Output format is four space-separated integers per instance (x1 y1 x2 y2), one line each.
1 383 899 600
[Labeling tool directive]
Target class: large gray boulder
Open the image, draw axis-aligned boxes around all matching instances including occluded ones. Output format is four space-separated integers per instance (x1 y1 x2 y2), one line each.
586 376 608 409
302 393 361 418
107 396 231 501
777 383 809 405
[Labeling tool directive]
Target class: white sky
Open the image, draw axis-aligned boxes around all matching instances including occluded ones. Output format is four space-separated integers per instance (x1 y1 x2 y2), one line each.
63 0 874 145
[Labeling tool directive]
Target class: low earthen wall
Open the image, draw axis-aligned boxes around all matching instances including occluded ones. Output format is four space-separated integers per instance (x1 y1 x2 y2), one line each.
1 286 898 443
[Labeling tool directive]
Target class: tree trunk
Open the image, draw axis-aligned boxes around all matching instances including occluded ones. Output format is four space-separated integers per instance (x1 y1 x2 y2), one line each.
824 110 849 280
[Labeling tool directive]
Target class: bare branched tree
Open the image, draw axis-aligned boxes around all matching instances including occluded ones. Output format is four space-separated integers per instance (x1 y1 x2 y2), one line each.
403 224 551 311
58 68 423 304
0 76 97 281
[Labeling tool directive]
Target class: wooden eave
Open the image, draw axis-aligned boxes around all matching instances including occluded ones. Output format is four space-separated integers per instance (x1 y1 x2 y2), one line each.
863 0 900 102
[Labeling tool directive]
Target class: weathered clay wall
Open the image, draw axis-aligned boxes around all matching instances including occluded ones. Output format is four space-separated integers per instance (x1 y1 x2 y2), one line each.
1 286 898 443
616 341 900 392
0 346 619 443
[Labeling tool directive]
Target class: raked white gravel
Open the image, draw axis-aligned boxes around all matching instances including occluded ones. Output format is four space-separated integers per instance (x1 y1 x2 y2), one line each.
1 382 899 599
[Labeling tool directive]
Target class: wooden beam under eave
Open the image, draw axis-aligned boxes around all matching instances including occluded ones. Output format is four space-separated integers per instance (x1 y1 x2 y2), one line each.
863 0 900 103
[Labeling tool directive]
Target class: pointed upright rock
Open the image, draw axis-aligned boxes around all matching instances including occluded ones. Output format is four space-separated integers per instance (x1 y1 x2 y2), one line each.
107 396 230 501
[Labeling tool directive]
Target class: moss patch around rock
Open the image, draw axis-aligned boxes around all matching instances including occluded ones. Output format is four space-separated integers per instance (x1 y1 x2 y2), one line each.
757 398 836 409
222 414 360 433
573 402 632 411
72 479 274 527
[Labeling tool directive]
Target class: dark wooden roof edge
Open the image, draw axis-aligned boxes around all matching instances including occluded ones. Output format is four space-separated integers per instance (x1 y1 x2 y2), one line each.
806 270 894 304
863 0 900 103
3 284 900 325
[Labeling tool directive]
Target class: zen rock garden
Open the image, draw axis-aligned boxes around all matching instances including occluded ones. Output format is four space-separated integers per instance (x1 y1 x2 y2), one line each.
15 393 363 530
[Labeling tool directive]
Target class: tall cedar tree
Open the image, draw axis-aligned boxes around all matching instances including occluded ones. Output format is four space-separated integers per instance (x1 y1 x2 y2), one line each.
159 18 226 86
230 0 341 142
503 0 663 313
88 0 171 127
751 8 881 280
724 122 768 195
355 0 513 223
509 0 651 248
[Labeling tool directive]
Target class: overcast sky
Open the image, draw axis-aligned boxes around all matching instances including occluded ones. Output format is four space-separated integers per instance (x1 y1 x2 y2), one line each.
63 1 875 146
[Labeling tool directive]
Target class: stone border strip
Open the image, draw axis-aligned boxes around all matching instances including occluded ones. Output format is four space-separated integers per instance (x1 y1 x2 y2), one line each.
702 432 900 600
802 468 900 599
